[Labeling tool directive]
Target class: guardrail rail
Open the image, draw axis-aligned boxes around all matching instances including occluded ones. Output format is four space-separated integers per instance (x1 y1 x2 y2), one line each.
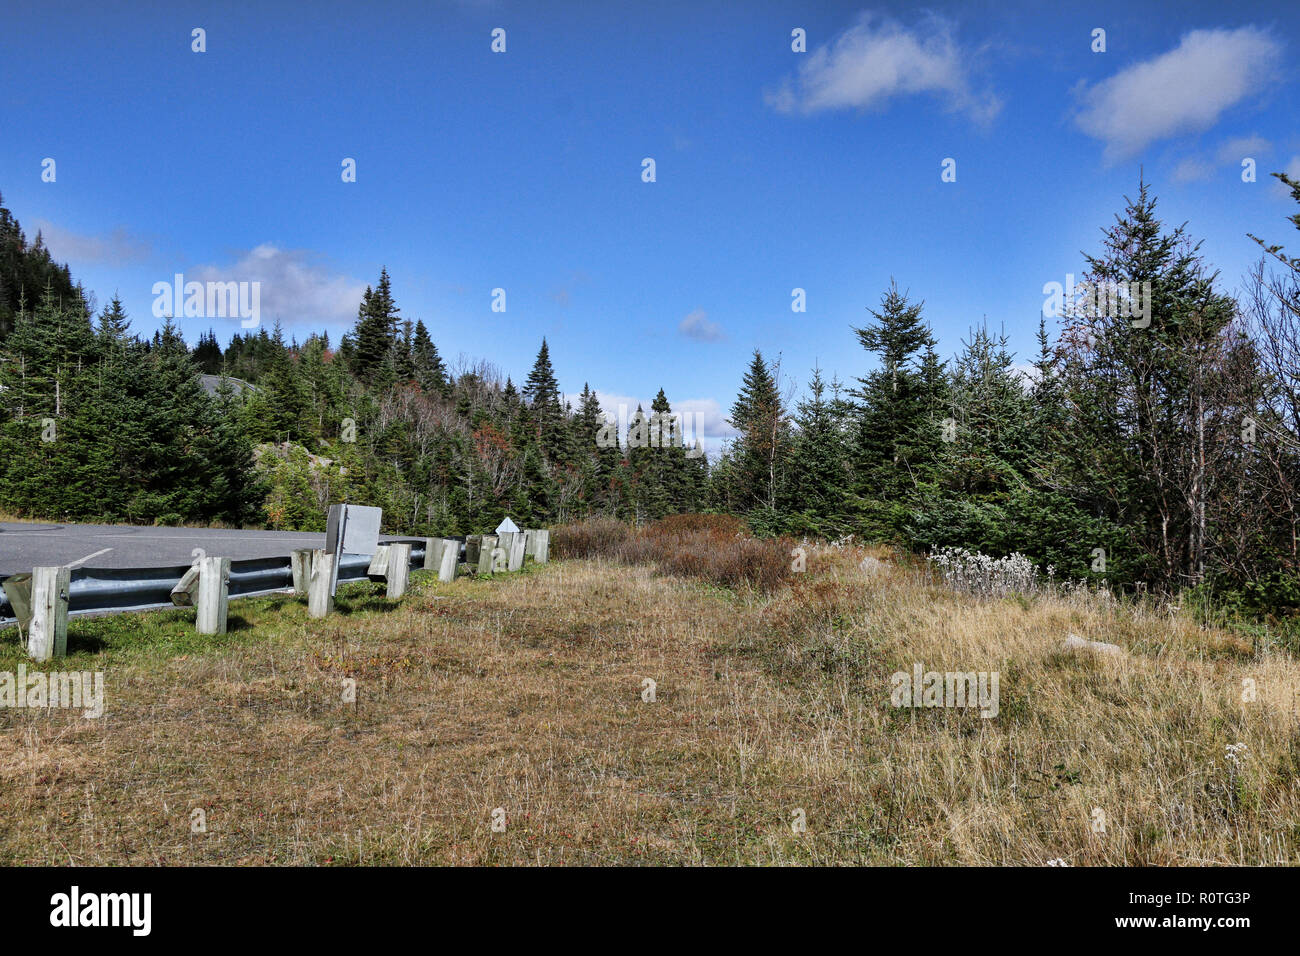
0 538 459 627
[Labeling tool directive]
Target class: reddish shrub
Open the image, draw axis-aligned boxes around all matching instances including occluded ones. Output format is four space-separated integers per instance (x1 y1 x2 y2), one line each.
551 517 630 559
551 515 794 592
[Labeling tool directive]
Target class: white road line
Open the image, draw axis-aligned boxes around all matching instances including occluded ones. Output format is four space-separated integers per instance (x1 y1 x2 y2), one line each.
63 548 114 569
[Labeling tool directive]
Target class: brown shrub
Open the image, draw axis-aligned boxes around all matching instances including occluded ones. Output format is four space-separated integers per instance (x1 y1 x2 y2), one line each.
553 515 793 592
551 517 629 559
661 533 794 591
642 513 747 539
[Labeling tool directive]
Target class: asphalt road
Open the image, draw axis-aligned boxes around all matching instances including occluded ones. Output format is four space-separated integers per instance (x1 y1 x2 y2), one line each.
0 522 416 576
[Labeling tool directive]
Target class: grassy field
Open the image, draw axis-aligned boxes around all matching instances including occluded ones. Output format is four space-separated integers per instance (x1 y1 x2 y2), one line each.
1 544 1298 865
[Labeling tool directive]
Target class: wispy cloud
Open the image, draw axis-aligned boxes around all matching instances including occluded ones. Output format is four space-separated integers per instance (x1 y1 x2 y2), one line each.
32 220 152 266
1073 26 1282 162
1172 157 1216 184
1217 135 1272 166
678 308 724 342
765 12 1001 124
188 244 367 326
1172 134 1272 183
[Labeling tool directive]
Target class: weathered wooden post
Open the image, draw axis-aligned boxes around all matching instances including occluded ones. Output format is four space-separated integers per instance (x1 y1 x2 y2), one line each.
195 557 231 635
308 549 335 618
436 539 458 582
367 545 391 581
465 535 482 568
27 566 70 662
170 556 230 634
507 533 526 571
531 530 550 564
477 535 498 574
386 543 412 599
498 531 517 568
1 574 33 642
291 549 313 596
423 538 440 571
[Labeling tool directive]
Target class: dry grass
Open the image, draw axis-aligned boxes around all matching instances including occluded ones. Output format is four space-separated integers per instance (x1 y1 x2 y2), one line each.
1 543 1298 866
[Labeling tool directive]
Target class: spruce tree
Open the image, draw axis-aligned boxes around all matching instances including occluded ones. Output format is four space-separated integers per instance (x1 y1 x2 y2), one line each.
849 281 937 534
728 349 789 518
351 268 400 382
411 319 448 395
790 366 848 533
523 338 563 453
1054 178 1246 587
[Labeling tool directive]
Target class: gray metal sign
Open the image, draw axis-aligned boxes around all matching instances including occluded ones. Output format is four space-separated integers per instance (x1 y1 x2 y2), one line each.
325 504 384 596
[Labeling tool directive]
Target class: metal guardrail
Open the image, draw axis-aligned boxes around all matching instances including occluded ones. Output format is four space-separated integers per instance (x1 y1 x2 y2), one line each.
0 538 457 627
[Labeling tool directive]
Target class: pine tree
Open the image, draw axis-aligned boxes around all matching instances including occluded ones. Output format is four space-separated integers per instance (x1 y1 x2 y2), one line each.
1054 178 1248 588
849 281 937 534
395 319 415 382
643 388 684 518
523 338 563 453
789 366 848 533
411 319 448 395
728 349 789 518
97 295 132 344
351 268 400 382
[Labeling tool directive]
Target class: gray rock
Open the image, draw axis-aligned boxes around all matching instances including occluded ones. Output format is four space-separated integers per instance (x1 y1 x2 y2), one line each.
1062 633 1124 656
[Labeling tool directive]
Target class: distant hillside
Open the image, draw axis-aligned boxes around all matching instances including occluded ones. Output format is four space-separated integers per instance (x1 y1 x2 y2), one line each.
0 191 83 341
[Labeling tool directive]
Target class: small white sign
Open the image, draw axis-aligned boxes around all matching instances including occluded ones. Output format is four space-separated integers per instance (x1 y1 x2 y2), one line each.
495 517 520 535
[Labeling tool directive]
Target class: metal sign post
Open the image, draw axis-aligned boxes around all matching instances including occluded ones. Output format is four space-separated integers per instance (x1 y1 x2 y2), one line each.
325 504 383 597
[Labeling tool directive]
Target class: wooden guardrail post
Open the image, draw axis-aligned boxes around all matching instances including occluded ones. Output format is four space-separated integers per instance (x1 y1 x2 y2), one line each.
291 549 313 596
477 535 498 574
386 543 412 599
367 545 391 581
497 531 517 570
507 533 526 571
196 557 231 635
529 530 550 563
28 566 70 662
308 550 335 618
172 557 231 635
436 539 458 582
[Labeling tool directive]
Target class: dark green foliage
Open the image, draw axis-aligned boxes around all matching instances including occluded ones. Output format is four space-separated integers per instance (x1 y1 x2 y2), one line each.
0 186 1295 619
0 192 82 343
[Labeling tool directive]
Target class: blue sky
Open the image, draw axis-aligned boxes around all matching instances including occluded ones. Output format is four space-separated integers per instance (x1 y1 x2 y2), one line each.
3 0 1298 453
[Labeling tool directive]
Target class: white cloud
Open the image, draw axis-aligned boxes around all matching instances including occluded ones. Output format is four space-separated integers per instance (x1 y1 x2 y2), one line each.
32 220 152 265
765 12 1001 124
1172 134 1272 183
1216 135 1271 165
1010 361 1040 385
678 308 724 342
188 244 368 326
1172 157 1216 184
1074 26 1282 162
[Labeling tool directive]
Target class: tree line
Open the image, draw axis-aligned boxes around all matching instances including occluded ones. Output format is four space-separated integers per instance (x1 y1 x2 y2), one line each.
716 178 1300 614
0 178 1297 617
